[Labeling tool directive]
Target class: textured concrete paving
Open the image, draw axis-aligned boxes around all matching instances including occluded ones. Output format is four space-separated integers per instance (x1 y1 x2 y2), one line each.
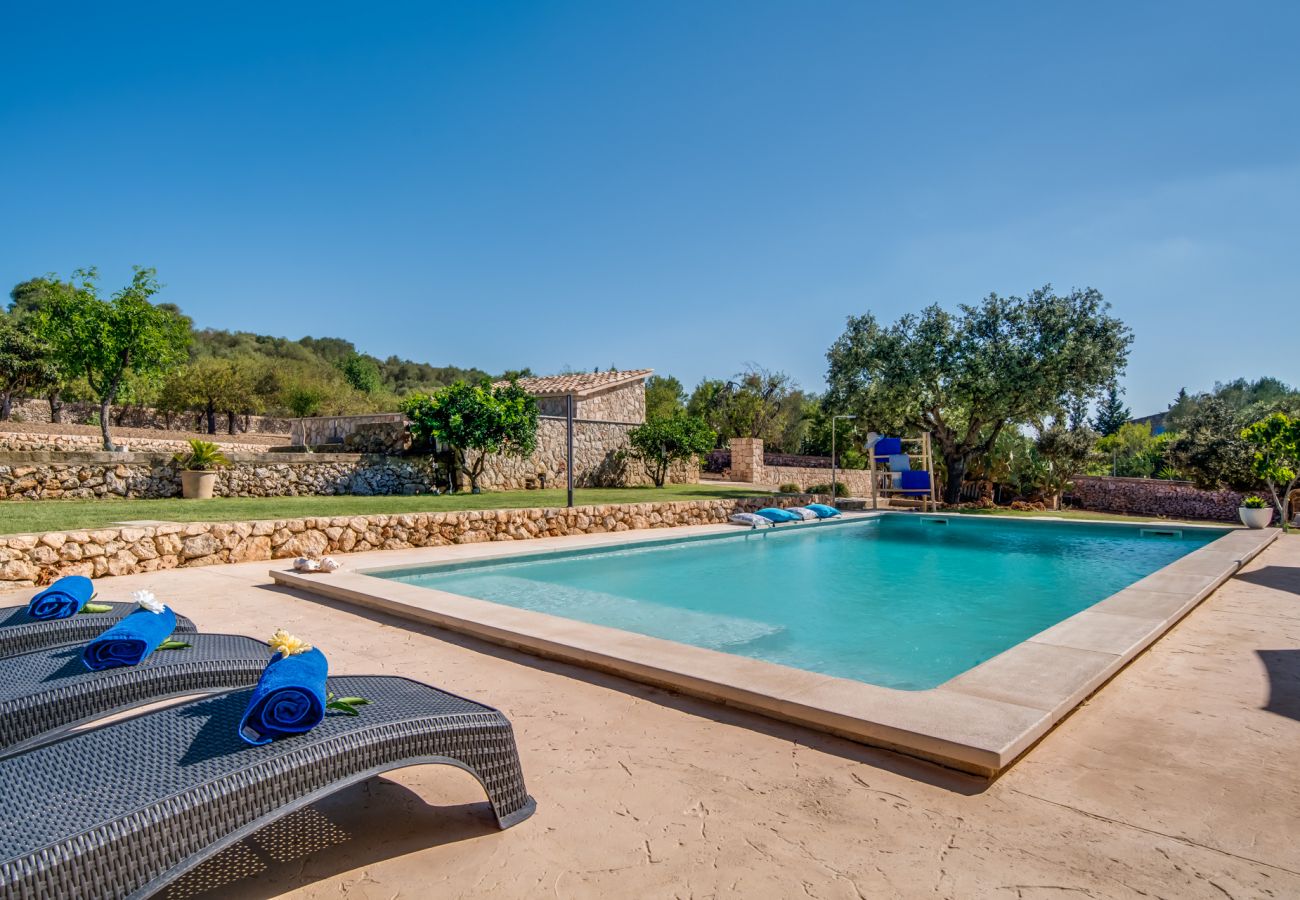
8 534 1297 899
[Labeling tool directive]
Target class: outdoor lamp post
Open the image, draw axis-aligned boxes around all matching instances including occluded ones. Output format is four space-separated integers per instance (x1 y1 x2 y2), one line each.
830 415 856 507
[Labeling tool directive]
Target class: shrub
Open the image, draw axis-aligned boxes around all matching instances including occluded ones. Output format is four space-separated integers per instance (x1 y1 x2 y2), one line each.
172 439 230 471
778 483 802 493
1242 495 1269 509
399 381 539 492
807 481 848 497
626 412 716 487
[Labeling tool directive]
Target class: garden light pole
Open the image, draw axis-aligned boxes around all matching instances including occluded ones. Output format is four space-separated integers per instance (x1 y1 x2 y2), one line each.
830 415 856 506
566 393 575 508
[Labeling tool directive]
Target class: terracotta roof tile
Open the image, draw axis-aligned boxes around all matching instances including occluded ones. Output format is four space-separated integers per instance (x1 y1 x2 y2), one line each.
495 369 653 397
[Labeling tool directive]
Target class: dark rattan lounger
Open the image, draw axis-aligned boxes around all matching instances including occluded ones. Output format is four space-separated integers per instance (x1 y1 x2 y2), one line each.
0 633 269 757
0 602 198 659
0 675 536 899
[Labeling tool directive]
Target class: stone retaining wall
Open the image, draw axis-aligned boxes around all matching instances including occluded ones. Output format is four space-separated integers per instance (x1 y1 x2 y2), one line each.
6 397 292 434
0 452 440 501
1070 475 1248 522
0 431 275 455
474 417 697 490
0 496 818 589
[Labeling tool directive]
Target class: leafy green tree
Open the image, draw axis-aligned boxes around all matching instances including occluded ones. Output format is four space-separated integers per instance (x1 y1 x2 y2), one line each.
0 313 57 420
8 277 81 421
35 267 191 450
341 352 382 395
1241 412 1300 526
400 381 539 492
1163 397 1256 489
1030 420 1097 508
627 412 716 487
1091 421 1168 478
687 367 806 450
644 375 686 420
825 286 1132 503
162 357 263 434
1091 383 1130 436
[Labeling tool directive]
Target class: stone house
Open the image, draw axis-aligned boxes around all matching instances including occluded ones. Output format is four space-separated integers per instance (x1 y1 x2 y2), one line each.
496 370 651 423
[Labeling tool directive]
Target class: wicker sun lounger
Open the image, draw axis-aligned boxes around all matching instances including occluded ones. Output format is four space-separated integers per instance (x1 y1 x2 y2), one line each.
0 675 536 899
0 633 269 758
0 602 198 659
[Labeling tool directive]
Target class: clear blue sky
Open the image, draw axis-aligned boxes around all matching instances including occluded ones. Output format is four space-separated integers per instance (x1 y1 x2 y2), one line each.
2 2 1296 415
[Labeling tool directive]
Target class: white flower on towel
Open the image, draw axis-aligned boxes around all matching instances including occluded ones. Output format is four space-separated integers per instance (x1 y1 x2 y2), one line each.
131 589 165 614
293 557 320 572
319 556 342 572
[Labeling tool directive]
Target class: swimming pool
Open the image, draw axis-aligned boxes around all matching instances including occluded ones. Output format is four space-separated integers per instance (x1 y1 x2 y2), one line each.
376 516 1225 690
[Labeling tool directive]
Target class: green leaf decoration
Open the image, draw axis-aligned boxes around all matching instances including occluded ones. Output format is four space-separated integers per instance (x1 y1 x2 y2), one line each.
81 603 113 614
326 694 371 716
156 639 192 651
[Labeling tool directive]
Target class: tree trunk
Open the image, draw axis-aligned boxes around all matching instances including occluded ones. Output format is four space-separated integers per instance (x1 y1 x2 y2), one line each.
206 403 217 435
227 411 237 434
48 390 62 424
0 391 11 421
942 453 968 505
99 397 116 451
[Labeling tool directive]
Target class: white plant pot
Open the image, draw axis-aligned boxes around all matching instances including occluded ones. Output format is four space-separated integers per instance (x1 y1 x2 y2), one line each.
1238 506 1273 529
180 470 218 500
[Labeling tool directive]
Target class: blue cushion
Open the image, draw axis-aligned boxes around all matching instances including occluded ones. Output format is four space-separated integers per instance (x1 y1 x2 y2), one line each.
873 437 902 460
900 470 931 491
805 503 842 519
755 507 801 523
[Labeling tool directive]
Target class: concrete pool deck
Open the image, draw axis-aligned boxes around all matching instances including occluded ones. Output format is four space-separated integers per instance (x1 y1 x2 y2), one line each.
271 513 1278 776
3 530 1296 897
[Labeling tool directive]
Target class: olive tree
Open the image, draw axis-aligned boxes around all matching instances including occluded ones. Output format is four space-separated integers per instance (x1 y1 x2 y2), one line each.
627 412 716 487
826 286 1131 504
35 267 191 450
400 380 539 492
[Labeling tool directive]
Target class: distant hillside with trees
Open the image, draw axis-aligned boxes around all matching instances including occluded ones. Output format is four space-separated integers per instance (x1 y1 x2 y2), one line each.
2 270 490 445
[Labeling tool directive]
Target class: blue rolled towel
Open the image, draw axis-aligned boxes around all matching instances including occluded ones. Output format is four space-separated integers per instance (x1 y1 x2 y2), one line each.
81 606 178 670
238 647 328 745
806 503 842 519
27 575 95 621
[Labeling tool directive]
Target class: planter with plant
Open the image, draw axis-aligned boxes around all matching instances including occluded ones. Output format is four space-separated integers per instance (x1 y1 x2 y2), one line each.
1238 495 1273 529
172 439 230 499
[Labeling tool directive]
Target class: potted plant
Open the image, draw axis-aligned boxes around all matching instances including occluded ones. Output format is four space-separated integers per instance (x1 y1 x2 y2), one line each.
1239 495 1273 529
172 439 230 499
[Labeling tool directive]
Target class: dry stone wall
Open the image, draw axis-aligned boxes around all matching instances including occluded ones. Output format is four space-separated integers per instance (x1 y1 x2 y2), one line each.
7 398 291 434
0 431 274 455
472 417 696 490
0 496 819 589
1070 476 1250 522
0 452 440 501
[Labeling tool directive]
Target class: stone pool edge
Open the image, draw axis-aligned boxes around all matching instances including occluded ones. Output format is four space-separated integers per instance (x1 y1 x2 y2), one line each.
271 516 1279 777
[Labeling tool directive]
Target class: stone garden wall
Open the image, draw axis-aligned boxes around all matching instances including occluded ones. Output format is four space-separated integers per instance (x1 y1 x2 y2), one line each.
0 452 440 501
0 495 820 589
0 431 275 455
7 397 292 434
473 417 697 491
1070 476 1248 522
728 438 875 495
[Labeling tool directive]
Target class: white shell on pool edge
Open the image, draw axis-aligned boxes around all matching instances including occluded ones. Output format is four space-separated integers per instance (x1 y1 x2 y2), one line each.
293 557 320 572
319 557 342 572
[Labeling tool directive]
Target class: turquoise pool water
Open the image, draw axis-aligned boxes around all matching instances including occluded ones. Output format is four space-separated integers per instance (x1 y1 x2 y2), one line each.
378 516 1225 690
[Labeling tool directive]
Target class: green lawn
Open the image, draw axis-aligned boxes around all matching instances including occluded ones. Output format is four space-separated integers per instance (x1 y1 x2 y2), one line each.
953 507 1231 526
1 484 773 535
